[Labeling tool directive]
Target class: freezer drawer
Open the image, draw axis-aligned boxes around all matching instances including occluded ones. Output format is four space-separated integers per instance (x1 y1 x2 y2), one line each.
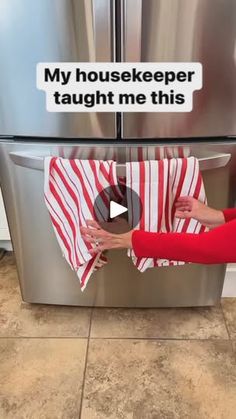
0 141 232 307
122 0 236 138
0 0 116 138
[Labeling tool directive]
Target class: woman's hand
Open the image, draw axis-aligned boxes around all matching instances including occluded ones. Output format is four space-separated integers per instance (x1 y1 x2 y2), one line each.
81 220 133 254
175 196 225 228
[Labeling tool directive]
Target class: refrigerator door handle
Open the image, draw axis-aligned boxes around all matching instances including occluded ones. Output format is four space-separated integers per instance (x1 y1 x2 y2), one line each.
92 0 115 61
9 151 231 174
122 0 142 61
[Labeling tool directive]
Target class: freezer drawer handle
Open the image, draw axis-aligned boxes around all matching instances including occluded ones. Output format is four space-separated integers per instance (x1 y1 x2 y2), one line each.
9 151 231 175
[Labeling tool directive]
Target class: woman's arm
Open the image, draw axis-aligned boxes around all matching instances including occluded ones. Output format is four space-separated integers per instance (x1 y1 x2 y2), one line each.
81 201 236 265
132 218 236 264
81 217 236 264
223 208 236 222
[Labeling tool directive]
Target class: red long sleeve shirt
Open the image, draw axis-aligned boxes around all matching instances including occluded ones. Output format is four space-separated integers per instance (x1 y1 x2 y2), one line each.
132 209 236 264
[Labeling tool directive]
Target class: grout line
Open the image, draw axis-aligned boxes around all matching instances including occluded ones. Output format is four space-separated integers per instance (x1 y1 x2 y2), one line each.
220 301 235 353
0 336 88 339
0 336 232 342
79 336 230 342
220 301 232 339
78 308 93 419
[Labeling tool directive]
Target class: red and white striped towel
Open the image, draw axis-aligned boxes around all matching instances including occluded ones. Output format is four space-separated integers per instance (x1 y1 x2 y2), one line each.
44 155 207 290
126 157 207 271
44 157 120 291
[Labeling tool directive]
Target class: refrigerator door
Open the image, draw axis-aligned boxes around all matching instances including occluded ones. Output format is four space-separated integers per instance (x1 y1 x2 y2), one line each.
0 140 233 307
0 0 116 138
122 0 236 139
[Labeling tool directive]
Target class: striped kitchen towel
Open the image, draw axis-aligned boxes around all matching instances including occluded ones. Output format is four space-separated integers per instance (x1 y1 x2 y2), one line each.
44 157 121 291
126 157 208 271
44 156 207 289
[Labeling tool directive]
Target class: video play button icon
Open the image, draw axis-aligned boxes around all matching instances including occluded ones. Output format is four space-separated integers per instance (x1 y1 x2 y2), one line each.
93 184 142 234
110 201 128 219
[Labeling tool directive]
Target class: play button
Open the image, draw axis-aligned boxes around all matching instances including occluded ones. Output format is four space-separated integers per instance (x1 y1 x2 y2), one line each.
110 201 128 219
93 184 143 234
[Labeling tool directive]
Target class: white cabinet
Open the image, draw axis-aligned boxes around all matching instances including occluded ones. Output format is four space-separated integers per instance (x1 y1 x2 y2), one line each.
0 189 10 240
223 264 236 297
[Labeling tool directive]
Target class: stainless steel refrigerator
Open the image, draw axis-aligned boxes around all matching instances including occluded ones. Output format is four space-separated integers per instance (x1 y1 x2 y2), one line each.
0 0 236 307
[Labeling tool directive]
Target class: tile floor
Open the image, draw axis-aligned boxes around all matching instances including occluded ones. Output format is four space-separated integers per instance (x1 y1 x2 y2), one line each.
0 252 236 419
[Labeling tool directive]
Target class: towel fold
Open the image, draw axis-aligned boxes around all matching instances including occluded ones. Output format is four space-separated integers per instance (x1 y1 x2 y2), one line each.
126 157 208 271
44 157 120 291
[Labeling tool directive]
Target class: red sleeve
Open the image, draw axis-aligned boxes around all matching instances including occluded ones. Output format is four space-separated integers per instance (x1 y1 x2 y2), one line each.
132 219 236 264
223 208 236 222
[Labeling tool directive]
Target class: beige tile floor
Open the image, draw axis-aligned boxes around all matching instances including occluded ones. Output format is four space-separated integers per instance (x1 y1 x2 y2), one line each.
0 252 236 419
